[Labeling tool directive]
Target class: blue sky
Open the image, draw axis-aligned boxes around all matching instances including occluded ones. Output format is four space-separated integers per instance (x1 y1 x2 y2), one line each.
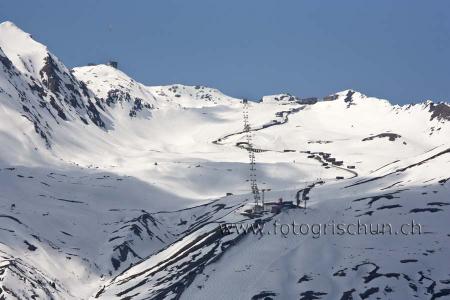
1 0 449 104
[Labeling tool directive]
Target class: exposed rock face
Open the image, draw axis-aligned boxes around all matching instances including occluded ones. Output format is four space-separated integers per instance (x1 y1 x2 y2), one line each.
344 90 356 107
362 133 402 142
38 54 107 129
0 256 71 300
105 89 153 118
429 102 450 122
0 48 13 71
39 55 62 95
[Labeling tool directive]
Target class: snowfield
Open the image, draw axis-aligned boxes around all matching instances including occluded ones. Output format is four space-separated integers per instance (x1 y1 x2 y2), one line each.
0 21 450 300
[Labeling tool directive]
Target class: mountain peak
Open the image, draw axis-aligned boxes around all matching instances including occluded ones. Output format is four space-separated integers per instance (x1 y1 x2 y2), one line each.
0 21 22 31
73 64 133 83
334 89 367 99
261 93 299 103
0 21 49 76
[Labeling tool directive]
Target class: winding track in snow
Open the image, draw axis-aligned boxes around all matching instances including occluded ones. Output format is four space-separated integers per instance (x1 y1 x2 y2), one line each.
209 103 361 214
211 103 359 186
211 105 304 145
212 104 358 176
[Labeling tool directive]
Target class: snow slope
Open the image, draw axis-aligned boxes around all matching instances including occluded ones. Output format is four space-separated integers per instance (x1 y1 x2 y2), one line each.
0 21 449 300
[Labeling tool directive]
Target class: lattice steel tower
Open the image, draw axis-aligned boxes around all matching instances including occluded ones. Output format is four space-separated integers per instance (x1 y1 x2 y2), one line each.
242 99 261 206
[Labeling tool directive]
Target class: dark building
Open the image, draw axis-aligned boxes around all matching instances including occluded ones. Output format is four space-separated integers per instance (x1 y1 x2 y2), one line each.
107 61 118 69
298 97 318 105
323 94 338 101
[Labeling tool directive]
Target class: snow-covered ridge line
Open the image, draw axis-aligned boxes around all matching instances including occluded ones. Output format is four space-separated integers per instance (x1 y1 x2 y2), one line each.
0 20 448 154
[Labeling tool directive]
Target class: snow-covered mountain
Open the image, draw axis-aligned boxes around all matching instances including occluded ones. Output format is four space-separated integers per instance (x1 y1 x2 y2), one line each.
0 21 449 300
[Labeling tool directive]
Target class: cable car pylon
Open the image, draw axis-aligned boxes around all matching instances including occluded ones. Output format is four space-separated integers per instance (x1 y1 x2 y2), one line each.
242 99 262 212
